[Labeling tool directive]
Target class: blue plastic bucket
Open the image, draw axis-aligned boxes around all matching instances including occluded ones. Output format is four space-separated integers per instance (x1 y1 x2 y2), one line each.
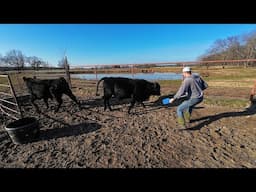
162 98 170 105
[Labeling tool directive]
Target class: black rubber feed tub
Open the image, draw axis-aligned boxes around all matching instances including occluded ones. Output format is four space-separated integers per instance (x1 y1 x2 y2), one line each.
5 117 40 144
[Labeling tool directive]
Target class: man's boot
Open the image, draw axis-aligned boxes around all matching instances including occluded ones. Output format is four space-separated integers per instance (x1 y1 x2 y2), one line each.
184 111 191 128
177 117 186 129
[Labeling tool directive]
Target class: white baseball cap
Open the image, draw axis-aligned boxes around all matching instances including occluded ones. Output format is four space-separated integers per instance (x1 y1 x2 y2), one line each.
182 66 191 72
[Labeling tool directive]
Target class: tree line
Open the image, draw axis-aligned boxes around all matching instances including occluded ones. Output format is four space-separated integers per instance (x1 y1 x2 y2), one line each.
0 49 50 70
198 30 256 67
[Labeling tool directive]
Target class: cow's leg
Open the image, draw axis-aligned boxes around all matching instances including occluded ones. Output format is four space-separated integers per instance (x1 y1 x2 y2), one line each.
104 97 107 111
103 87 112 111
140 102 146 108
64 89 81 109
107 99 112 111
31 96 40 113
104 97 112 111
54 94 63 112
128 99 136 114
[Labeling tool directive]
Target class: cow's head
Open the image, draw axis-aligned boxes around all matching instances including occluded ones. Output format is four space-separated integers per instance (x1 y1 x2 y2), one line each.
23 77 34 85
152 82 161 96
23 77 28 82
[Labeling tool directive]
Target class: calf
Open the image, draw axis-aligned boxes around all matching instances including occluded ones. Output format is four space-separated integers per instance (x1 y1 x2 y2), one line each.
23 77 80 113
96 77 161 113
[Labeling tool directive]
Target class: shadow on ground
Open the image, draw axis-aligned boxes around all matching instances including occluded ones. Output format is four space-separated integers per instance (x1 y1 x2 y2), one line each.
33 113 102 142
187 104 256 131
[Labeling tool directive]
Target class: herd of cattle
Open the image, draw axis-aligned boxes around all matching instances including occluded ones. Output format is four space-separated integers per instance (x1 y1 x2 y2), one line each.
23 76 161 114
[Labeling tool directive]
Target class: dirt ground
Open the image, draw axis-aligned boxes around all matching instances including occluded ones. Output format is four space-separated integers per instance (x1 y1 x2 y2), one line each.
0 80 256 168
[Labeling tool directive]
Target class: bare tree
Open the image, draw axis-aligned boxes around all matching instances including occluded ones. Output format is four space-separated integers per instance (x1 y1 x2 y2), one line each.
225 36 244 61
58 58 65 68
41 61 49 68
242 31 256 67
200 29 256 68
0 54 3 66
1 50 51 70
4 50 25 70
200 38 229 67
199 34 252 67
26 56 43 70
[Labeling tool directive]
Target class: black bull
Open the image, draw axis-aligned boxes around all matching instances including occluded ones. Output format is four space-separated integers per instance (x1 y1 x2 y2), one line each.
23 77 80 113
96 77 161 113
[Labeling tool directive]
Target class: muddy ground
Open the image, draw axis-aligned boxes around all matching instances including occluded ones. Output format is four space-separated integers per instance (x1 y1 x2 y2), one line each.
0 80 256 168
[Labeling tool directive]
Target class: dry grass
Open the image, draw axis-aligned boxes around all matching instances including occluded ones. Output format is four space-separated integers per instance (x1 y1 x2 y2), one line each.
208 80 254 88
204 97 249 108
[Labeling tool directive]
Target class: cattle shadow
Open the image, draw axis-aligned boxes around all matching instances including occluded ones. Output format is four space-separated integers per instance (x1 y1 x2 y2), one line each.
32 112 101 142
0 130 11 143
79 93 191 115
79 97 152 115
40 112 70 126
67 108 123 119
187 104 256 131
79 97 132 109
37 122 101 142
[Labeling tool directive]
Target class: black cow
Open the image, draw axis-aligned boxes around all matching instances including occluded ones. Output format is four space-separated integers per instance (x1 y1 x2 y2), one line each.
23 77 80 113
96 77 161 113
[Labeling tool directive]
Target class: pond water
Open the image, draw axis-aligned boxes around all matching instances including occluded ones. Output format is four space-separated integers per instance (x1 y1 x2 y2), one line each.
71 72 183 81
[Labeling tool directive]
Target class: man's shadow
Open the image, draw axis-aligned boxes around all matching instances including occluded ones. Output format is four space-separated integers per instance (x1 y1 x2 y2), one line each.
152 94 256 131
187 104 256 131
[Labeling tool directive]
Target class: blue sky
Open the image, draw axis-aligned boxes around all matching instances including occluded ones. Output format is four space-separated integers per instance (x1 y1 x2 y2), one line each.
0 24 256 67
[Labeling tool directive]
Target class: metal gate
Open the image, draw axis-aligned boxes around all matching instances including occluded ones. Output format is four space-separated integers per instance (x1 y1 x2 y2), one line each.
0 74 23 120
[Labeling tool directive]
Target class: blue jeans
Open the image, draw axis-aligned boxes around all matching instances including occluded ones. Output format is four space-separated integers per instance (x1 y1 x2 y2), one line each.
177 97 203 118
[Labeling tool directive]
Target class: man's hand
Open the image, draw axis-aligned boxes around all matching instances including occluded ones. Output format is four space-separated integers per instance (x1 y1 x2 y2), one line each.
169 98 175 103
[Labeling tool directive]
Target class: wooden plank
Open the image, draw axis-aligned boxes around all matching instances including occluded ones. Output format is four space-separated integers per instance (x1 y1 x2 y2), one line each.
0 92 12 97
0 98 18 106
0 74 9 78
84 84 98 87
0 84 10 88
0 104 20 114
0 107 19 120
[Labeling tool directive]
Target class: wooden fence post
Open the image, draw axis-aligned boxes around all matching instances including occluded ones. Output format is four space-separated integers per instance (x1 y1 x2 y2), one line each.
64 56 72 88
95 66 98 80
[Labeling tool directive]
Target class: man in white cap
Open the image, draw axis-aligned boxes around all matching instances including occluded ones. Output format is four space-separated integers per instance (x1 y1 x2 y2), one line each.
169 66 208 129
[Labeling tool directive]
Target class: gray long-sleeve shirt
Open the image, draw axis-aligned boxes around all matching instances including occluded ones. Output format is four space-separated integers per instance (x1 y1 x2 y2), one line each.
173 74 208 99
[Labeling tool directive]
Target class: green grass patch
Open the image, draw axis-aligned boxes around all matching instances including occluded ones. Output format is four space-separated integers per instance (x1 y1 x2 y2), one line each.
204 97 249 108
205 75 256 82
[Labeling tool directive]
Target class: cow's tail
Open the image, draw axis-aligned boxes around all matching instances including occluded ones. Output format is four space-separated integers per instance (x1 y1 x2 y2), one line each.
96 77 107 96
